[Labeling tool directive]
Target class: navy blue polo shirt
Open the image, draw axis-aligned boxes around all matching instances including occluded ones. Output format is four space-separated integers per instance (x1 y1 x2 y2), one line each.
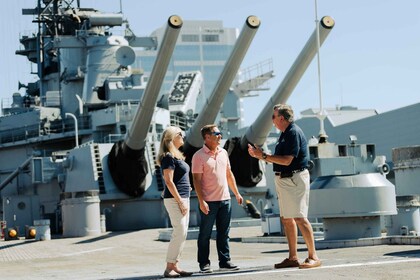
161 154 191 198
273 123 308 173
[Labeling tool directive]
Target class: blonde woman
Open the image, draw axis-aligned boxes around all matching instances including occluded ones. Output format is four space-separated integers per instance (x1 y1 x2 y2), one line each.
157 126 193 278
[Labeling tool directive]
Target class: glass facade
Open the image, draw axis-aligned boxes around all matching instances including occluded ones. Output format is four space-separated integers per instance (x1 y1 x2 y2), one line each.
202 45 233 60
174 45 201 61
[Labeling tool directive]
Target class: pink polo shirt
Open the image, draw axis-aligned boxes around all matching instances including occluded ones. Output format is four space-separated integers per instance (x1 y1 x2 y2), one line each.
191 145 231 202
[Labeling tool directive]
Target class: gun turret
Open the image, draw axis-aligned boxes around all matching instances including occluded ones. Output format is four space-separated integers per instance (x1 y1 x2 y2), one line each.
225 16 335 187
108 15 183 197
183 16 260 158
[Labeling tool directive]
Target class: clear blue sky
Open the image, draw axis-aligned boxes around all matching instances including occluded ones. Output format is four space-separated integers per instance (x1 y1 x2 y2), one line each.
2 0 420 125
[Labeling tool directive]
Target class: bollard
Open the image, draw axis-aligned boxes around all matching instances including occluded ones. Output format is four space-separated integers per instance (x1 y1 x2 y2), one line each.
34 219 51 241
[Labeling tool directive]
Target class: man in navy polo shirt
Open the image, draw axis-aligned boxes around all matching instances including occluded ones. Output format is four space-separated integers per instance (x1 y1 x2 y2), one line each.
248 104 321 269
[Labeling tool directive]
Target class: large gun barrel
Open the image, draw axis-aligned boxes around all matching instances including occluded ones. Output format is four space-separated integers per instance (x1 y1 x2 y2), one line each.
226 16 334 187
184 16 260 153
125 15 183 151
242 16 334 148
108 15 183 197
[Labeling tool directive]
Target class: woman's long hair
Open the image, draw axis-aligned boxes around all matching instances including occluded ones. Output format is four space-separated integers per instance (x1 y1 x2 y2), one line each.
156 126 185 166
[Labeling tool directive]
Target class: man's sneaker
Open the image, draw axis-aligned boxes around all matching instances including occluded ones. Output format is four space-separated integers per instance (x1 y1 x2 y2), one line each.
219 261 240 271
199 263 213 274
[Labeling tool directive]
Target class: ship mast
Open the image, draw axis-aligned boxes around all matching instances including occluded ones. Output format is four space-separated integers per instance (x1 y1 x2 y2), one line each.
315 0 328 143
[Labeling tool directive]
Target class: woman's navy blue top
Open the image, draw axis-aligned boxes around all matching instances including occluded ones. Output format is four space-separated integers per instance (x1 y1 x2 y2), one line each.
161 154 191 198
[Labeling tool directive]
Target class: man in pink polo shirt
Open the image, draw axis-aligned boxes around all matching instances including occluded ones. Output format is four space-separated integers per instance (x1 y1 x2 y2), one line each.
192 124 243 274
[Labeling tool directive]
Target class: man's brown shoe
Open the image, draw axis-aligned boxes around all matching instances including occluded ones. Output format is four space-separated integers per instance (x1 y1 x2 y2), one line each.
299 258 322 269
274 258 300 269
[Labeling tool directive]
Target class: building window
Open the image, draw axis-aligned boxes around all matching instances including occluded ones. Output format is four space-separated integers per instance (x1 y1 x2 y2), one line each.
202 34 219 42
202 45 233 60
182 34 199 42
174 45 201 60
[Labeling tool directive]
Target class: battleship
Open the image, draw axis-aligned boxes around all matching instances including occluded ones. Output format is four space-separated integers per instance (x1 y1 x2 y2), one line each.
1 0 419 251
0 0 269 237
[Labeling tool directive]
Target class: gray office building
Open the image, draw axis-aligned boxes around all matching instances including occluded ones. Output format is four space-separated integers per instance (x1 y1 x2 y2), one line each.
134 20 237 113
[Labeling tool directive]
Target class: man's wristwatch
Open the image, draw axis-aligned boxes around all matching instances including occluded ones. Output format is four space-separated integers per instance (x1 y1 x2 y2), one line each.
262 152 267 160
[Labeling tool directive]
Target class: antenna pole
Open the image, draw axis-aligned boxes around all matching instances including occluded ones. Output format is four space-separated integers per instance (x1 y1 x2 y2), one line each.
315 0 327 142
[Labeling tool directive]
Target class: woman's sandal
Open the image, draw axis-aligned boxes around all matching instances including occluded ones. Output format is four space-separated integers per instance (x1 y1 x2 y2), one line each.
163 269 180 278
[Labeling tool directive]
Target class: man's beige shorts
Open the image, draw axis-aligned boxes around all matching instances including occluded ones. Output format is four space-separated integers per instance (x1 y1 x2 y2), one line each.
275 169 310 218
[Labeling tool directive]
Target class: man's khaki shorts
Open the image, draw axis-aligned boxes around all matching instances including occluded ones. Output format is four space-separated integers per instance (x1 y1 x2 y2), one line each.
275 169 310 218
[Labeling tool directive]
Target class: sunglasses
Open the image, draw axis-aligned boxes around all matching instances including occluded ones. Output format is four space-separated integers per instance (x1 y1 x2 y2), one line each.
176 131 184 137
211 131 223 137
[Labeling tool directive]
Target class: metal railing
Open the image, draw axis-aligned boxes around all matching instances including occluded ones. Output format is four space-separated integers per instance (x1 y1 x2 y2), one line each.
0 116 91 145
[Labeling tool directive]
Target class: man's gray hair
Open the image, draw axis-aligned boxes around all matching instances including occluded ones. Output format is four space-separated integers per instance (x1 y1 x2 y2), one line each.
273 104 294 122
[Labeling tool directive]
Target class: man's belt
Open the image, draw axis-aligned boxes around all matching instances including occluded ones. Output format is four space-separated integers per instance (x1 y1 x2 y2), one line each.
275 168 306 178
